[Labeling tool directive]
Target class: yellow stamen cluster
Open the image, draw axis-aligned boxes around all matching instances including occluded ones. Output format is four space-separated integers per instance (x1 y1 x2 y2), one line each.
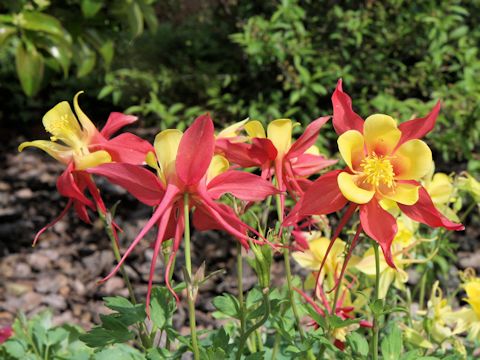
361 153 395 188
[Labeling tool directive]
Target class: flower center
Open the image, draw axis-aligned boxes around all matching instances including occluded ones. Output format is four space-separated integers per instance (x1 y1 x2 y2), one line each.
360 153 395 188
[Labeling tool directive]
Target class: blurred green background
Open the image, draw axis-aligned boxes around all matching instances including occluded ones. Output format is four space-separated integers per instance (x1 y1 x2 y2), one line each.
1 0 478 173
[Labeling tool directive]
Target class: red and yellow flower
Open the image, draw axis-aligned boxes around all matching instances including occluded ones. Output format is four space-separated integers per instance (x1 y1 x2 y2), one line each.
89 114 278 310
18 92 152 243
287 80 463 268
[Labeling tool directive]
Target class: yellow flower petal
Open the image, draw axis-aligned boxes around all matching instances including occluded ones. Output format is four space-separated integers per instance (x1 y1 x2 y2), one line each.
381 182 420 205
363 114 401 155
75 150 111 170
18 140 73 164
337 172 375 204
244 120 266 139
337 130 365 171
207 155 229 182
427 173 453 206
393 139 432 180
465 280 480 318
217 119 249 138
355 248 389 276
305 145 320 156
73 91 97 138
42 101 83 148
154 129 183 180
267 119 293 156
378 268 396 299
292 250 318 270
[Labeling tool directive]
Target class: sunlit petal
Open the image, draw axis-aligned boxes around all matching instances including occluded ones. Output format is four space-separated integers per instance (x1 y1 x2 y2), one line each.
154 129 183 180
337 130 365 171
244 120 266 139
393 139 432 180
75 150 111 170
381 182 420 205
363 114 401 155
18 140 73 163
207 155 229 182
267 119 293 156
337 172 375 204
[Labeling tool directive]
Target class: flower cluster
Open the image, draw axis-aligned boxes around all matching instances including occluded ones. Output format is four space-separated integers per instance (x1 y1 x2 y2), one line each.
19 81 466 346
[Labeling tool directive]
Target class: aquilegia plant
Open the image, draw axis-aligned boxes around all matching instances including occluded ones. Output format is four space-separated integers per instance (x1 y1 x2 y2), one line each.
10 80 475 360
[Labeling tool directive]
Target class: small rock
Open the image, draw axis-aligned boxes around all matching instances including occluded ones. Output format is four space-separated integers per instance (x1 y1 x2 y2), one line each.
103 277 124 294
15 188 33 200
43 294 67 310
28 253 52 271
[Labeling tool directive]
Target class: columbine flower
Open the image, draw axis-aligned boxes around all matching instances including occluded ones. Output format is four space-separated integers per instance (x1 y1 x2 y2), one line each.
89 114 277 310
18 92 152 243
287 80 463 268
216 117 336 213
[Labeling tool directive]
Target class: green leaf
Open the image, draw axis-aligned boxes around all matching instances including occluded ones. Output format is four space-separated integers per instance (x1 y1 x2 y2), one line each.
381 326 403 360
92 343 144 360
15 41 44 97
32 33 72 77
81 0 104 18
147 347 172 359
150 287 175 330
74 38 96 77
347 332 369 357
126 2 144 39
212 293 240 318
103 296 146 326
138 0 158 32
18 12 64 37
3 339 27 358
0 25 16 47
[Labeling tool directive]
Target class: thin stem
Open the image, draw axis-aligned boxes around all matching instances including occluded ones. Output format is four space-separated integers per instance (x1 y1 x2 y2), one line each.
237 242 246 336
236 289 270 360
99 209 151 349
419 271 427 310
372 243 381 360
184 193 200 360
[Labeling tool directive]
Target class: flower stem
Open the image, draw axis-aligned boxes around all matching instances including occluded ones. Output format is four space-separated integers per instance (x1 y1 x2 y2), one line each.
237 242 246 336
183 193 200 360
99 209 151 349
236 288 270 360
372 242 381 360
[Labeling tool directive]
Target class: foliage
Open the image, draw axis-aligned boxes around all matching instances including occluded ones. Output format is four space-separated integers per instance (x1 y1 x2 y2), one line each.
0 0 158 96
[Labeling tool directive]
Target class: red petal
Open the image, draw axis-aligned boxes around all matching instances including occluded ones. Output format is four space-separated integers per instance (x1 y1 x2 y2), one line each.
331 79 364 134
100 112 138 139
207 170 278 201
359 199 397 268
33 199 73 246
286 116 330 159
397 101 441 146
298 170 348 216
73 200 91 223
398 186 464 230
100 185 179 283
176 114 215 185
57 166 93 208
88 163 164 206
92 133 153 164
291 154 338 177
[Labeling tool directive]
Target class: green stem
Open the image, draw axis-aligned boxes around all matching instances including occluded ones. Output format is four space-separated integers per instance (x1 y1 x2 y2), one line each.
372 243 381 360
236 289 270 360
237 242 246 336
99 209 151 348
271 332 280 360
184 193 200 360
419 271 427 310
